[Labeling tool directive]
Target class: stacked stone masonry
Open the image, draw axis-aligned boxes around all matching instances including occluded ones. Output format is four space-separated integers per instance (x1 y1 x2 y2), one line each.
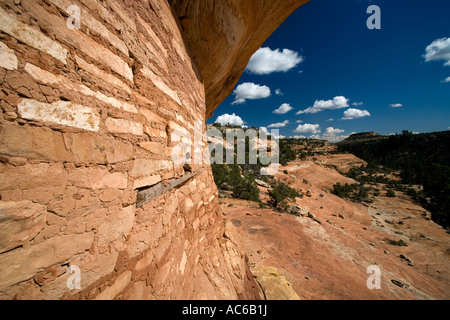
0 0 265 300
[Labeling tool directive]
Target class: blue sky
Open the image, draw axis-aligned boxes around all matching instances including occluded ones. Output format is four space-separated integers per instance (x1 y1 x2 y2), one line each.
208 0 450 142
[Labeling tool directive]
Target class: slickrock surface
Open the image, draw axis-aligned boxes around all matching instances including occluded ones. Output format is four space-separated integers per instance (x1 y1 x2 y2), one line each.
222 156 450 300
0 0 309 299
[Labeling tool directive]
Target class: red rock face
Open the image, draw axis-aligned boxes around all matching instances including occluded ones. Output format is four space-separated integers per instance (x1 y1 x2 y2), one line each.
0 0 312 300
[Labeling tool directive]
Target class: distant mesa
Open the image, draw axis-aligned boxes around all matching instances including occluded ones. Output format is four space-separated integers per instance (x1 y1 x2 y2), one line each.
340 132 381 143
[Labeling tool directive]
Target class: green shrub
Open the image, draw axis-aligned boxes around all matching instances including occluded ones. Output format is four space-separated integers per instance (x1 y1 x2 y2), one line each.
386 189 396 197
269 182 300 209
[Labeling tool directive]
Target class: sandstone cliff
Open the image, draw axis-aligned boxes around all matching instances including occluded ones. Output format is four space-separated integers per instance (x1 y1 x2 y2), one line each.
0 0 307 299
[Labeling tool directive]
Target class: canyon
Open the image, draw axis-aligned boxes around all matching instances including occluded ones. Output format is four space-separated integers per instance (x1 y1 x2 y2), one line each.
1 0 448 301
221 151 450 299
0 0 308 299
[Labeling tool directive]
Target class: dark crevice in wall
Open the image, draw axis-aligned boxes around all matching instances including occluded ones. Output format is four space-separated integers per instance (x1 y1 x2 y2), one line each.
136 168 204 208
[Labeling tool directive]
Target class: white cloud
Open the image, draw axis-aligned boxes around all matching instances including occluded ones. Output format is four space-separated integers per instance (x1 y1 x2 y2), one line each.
268 120 290 128
389 103 403 108
215 113 245 127
441 76 450 83
322 127 348 143
424 37 450 66
246 47 304 75
352 102 364 106
305 127 348 143
342 108 371 120
275 89 283 95
294 123 321 134
326 118 335 122
325 127 345 135
296 120 304 123
273 103 294 115
296 96 349 114
309 134 321 140
291 135 307 139
232 82 271 105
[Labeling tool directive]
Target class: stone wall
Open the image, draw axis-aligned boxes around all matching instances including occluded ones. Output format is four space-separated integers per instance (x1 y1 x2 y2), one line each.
0 0 263 299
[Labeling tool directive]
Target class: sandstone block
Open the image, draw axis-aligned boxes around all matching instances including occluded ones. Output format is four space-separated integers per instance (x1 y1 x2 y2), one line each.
133 174 162 189
0 232 94 290
0 125 73 161
49 0 129 56
99 189 120 203
105 118 143 136
0 6 67 64
0 200 47 254
131 158 173 178
63 132 133 164
75 56 132 94
97 205 135 246
139 141 165 154
0 41 18 71
41 250 119 300
141 66 181 105
68 167 127 189
145 126 167 139
24 64 137 114
20 0 133 81
0 162 67 191
94 270 132 300
17 99 100 132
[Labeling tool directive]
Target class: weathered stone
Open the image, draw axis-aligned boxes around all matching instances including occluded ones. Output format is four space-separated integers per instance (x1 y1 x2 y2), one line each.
3 111 18 121
140 66 181 105
131 159 173 178
139 141 165 154
0 162 67 191
133 174 162 190
24 63 137 113
75 56 132 94
0 41 18 71
251 266 300 300
94 270 132 300
49 0 129 56
0 6 67 64
63 131 133 164
68 167 127 189
136 14 167 58
20 0 133 81
0 233 94 290
40 250 119 300
99 189 120 203
140 109 165 125
97 205 135 246
0 200 47 254
0 125 73 161
17 99 100 132
105 118 143 136
145 126 167 139
135 250 154 271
